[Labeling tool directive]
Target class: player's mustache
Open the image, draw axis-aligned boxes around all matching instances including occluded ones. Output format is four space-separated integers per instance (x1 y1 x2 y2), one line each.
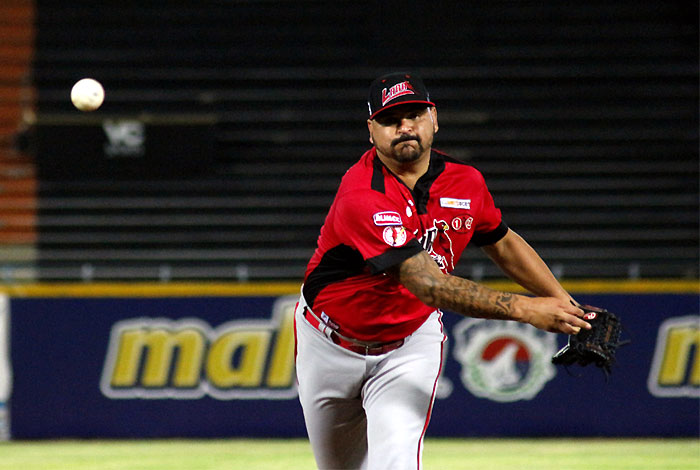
392 135 421 146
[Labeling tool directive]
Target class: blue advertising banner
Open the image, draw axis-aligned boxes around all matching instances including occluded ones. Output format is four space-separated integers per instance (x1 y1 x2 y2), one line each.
434 294 699 437
6 290 699 439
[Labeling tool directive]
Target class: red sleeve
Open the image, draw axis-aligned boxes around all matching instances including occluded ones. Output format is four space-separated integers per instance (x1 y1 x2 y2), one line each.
471 171 509 246
334 190 423 273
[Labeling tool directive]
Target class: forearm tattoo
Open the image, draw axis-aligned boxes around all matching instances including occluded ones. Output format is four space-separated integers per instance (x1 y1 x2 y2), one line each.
395 252 518 321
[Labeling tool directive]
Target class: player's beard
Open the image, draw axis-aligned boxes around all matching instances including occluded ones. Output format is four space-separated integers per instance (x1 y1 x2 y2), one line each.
390 134 426 163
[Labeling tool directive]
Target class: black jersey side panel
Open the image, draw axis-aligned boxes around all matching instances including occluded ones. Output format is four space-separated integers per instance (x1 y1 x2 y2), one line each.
303 244 367 307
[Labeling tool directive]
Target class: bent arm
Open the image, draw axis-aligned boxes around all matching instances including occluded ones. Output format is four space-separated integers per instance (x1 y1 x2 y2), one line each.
387 249 589 334
480 229 574 303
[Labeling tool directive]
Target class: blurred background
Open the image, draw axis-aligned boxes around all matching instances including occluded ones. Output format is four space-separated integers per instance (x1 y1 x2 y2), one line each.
0 0 697 443
1 0 697 283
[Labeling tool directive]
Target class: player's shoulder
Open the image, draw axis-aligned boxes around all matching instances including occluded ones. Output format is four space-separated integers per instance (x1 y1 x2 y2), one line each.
433 149 486 181
336 148 383 195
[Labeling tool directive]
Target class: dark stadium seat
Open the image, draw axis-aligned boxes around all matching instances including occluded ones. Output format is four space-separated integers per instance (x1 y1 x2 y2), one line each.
25 0 699 281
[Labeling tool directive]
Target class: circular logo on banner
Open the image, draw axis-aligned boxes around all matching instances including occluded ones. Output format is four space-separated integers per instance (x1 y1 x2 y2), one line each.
451 319 557 402
382 226 408 247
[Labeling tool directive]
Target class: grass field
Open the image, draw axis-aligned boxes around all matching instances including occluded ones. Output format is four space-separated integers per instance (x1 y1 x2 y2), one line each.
0 438 698 470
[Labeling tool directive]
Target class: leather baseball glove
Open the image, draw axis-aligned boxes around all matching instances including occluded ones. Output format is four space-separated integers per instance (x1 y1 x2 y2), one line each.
552 304 628 376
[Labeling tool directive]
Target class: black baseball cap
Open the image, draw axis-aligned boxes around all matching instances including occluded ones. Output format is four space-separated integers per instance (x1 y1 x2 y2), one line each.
367 72 435 120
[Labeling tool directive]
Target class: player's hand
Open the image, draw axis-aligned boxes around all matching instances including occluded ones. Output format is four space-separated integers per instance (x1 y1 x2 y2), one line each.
516 297 591 334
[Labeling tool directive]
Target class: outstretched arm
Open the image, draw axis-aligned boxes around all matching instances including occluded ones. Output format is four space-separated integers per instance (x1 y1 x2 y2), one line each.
481 229 573 302
387 248 589 335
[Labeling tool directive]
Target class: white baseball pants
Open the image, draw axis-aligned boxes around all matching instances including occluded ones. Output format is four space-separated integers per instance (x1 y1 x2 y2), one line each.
295 299 445 470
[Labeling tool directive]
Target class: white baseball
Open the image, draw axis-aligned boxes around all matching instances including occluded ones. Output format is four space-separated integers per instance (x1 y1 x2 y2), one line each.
70 78 104 111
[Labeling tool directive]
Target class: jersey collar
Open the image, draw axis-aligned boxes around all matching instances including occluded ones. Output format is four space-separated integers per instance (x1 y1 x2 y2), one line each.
370 148 446 215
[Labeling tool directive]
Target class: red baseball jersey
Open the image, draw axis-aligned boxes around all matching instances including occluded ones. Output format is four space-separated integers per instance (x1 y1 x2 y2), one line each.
303 147 507 342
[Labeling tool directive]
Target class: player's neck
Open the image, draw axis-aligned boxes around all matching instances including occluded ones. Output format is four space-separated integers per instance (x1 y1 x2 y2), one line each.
376 150 431 190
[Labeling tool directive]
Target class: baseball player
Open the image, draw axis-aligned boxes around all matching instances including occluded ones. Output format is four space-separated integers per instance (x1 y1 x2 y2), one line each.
295 72 590 470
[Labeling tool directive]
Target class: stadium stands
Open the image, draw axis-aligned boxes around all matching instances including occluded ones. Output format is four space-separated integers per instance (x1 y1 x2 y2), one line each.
0 1 36 280
14 0 699 281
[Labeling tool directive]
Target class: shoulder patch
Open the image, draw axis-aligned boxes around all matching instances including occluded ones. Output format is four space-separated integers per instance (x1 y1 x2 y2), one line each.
382 226 408 247
373 211 403 226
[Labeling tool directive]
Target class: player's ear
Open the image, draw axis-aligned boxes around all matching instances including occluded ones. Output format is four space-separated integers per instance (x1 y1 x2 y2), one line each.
367 119 374 145
429 107 439 133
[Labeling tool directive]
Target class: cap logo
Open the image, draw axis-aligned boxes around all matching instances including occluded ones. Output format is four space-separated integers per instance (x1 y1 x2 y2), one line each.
381 81 415 106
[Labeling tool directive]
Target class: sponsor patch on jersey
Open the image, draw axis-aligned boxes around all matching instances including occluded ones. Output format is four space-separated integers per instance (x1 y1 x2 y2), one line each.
440 198 471 210
451 216 474 233
373 211 403 226
382 226 408 247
